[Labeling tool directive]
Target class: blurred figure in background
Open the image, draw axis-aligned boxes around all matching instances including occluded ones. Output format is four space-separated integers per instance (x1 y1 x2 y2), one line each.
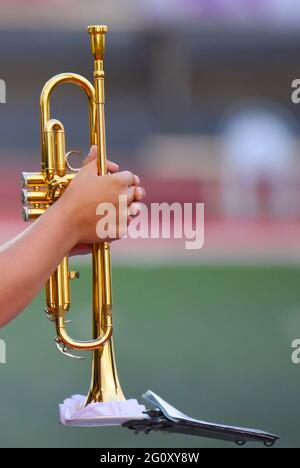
221 102 299 219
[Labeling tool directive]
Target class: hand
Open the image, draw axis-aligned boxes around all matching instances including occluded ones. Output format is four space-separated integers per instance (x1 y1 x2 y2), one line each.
59 146 146 247
81 146 145 201
70 146 121 255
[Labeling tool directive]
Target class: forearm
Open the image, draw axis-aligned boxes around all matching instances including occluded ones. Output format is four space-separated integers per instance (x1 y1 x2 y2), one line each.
0 199 77 327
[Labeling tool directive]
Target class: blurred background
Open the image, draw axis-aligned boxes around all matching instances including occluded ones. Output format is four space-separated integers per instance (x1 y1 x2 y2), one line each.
1 0 300 448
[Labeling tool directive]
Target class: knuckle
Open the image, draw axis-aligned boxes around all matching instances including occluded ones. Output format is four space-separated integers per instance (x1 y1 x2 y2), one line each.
123 170 133 180
111 173 121 183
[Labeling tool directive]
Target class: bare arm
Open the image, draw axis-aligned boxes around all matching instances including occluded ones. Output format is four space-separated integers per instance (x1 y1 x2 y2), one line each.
0 148 145 327
0 200 76 326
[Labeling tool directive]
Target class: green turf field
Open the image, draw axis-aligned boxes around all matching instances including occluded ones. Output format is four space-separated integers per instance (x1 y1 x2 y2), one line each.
1 264 300 448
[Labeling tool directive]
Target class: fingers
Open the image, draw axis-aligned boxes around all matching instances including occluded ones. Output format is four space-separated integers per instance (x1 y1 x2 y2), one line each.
107 160 119 173
82 145 119 173
80 152 145 208
125 185 146 205
82 145 97 166
82 158 119 177
126 186 135 205
83 147 141 185
134 187 145 201
114 170 135 187
82 158 98 174
133 174 140 186
128 202 141 217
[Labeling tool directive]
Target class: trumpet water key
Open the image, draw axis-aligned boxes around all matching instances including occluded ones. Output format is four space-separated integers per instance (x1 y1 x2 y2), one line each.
22 25 124 405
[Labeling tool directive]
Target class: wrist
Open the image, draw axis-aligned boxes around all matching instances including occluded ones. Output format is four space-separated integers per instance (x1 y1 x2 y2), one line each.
45 197 80 249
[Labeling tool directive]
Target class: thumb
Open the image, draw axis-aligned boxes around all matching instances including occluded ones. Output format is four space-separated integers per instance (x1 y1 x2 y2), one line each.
82 145 97 166
81 158 98 174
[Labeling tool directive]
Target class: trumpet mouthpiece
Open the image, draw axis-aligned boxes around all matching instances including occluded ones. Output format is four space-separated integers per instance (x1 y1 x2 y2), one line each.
87 25 108 61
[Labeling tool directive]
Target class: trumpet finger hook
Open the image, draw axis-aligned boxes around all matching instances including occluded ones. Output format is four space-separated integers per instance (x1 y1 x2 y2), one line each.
66 150 82 173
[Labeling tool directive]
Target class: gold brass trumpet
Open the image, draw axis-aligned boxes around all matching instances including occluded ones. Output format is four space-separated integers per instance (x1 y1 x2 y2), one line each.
22 26 125 405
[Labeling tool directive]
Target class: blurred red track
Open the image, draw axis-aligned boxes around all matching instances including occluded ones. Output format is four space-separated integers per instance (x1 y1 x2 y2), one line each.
1 219 300 263
1 168 300 262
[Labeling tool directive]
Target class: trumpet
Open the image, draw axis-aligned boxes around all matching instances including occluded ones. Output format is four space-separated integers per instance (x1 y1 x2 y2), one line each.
20 26 281 447
22 25 125 405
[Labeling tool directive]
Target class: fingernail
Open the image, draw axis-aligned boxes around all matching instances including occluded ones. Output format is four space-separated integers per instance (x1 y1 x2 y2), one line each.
135 188 143 200
134 175 140 185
